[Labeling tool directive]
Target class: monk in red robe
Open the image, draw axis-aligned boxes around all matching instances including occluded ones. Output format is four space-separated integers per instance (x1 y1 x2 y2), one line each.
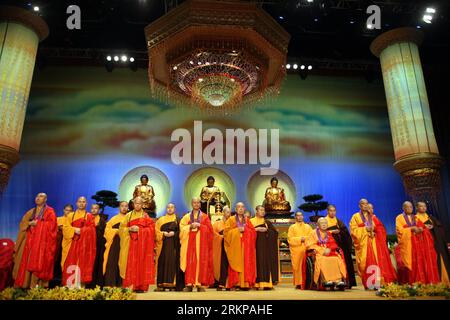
179 197 214 292
61 196 97 287
13 193 57 288
396 201 440 284
118 197 155 292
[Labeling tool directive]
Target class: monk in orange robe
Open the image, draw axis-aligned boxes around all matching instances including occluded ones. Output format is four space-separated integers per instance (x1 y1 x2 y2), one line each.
118 197 155 292
180 197 214 292
212 205 232 290
415 201 450 284
224 202 256 290
395 201 439 284
288 212 312 289
61 196 97 287
350 199 396 289
306 218 347 289
13 193 57 288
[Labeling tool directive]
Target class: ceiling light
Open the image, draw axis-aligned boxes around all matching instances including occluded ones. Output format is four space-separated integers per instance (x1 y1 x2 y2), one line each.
113 56 119 62
121 55 128 62
300 65 305 70
422 14 433 24
293 64 298 70
106 56 112 61
307 65 313 70
33 6 39 12
286 64 291 69
130 57 135 62
426 8 436 14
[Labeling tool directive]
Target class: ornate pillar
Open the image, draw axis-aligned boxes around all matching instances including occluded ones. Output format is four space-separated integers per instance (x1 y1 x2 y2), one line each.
0 6 48 193
370 27 444 213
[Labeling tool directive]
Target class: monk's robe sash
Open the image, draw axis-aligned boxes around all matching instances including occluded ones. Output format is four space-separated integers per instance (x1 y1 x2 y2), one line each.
62 214 96 285
15 206 57 287
123 216 155 290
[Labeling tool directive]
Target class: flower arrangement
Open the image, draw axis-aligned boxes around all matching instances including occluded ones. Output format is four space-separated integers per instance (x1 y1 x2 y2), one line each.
376 283 450 299
0 286 136 300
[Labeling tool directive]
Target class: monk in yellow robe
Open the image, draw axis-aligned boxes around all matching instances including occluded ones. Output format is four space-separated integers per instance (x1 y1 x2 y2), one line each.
212 205 232 290
118 197 155 292
288 211 312 289
61 197 97 287
103 201 128 287
395 201 439 284
51 204 73 287
224 202 256 290
306 217 347 289
180 197 214 292
155 203 181 291
415 201 450 284
251 205 279 290
350 199 396 289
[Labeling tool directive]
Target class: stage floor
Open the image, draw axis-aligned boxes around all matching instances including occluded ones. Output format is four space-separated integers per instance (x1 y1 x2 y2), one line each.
136 283 383 300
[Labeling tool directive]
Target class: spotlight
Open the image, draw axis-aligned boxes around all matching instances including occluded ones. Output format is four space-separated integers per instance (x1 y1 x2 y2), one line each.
426 8 436 14
286 64 291 69
189 60 194 65
422 14 433 24
307 0 314 3
350 20 355 24
173 65 177 70
293 64 298 70
314 18 319 22
307 65 313 70
113 56 119 62
106 56 112 61
130 57 135 62
416 25 422 29
279 16 284 20
197 61 202 65
121 55 127 62
33 6 39 12
300 65 305 70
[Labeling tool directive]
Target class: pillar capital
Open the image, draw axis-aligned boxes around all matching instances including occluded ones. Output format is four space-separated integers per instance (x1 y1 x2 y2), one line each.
370 27 423 57
0 5 49 41
0 145 20 193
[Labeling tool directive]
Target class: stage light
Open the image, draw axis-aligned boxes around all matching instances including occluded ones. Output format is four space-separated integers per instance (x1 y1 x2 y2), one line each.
286 63 291 69
130 57 135 62
189 60 194 65
106 55 112 61
314 18 319 22
308 65 313 70
113 56 119 62
293 63 298 70
300 65 305 70
422 14 433 23
121 55 127 62
350 20 355 24
416 25 422 29
307 0 314 3
279 16 284 20
426 8 436 14
33 6 39 12
173 65 177 70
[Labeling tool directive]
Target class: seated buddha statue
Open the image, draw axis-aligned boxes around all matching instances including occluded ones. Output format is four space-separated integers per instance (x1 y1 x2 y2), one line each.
131 174 156 217
263 177 291 213
199 176 226 214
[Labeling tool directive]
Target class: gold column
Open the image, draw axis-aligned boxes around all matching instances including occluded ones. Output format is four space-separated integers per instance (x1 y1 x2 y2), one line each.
0 6 48 192
370 27 444 208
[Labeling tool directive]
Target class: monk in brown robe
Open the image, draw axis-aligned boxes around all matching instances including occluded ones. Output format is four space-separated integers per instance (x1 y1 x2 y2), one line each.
415 201 450 284
61 196 97 288
155 203 182 291
103 201 128 287
251 205 279 290
13 193 57 289
212 205 232 290
88 203 108 288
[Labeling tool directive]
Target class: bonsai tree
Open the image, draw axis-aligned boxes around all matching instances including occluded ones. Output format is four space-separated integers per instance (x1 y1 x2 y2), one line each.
91 190 120 214
298 194 329 222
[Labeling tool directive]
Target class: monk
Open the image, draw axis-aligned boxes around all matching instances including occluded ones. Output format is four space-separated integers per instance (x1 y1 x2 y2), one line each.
287 211 312 289
415 201 450 284
13 193 57 289
61 197 97 287
155 203 182 291
350 199 396 289
326 204 357 288
50 204 73 287
180 197 214 292
118 197 155 292
395 201 439 284
224 202 256 290
103 201 128 287
88 203 108 288
306 217 347 289
251 205 279 290
212 205 232 290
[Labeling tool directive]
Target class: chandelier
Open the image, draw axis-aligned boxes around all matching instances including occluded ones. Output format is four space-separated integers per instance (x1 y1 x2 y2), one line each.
144 0 290 113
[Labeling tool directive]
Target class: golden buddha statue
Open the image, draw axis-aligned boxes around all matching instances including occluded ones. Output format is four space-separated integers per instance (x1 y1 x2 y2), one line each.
263 177 291 213
132 174 156 217
199 176 226 214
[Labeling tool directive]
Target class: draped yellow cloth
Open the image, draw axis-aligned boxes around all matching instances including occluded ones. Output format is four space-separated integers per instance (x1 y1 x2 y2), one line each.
118 210 144 279
395 214 413 271
61 210 86 268
57 216 67 228
306 229 347 283
102 213 126 274
179 212 201 286
350 212 379 277
325 216 338 228
155 213 177 273
287 222 312 286
212 219 225 282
